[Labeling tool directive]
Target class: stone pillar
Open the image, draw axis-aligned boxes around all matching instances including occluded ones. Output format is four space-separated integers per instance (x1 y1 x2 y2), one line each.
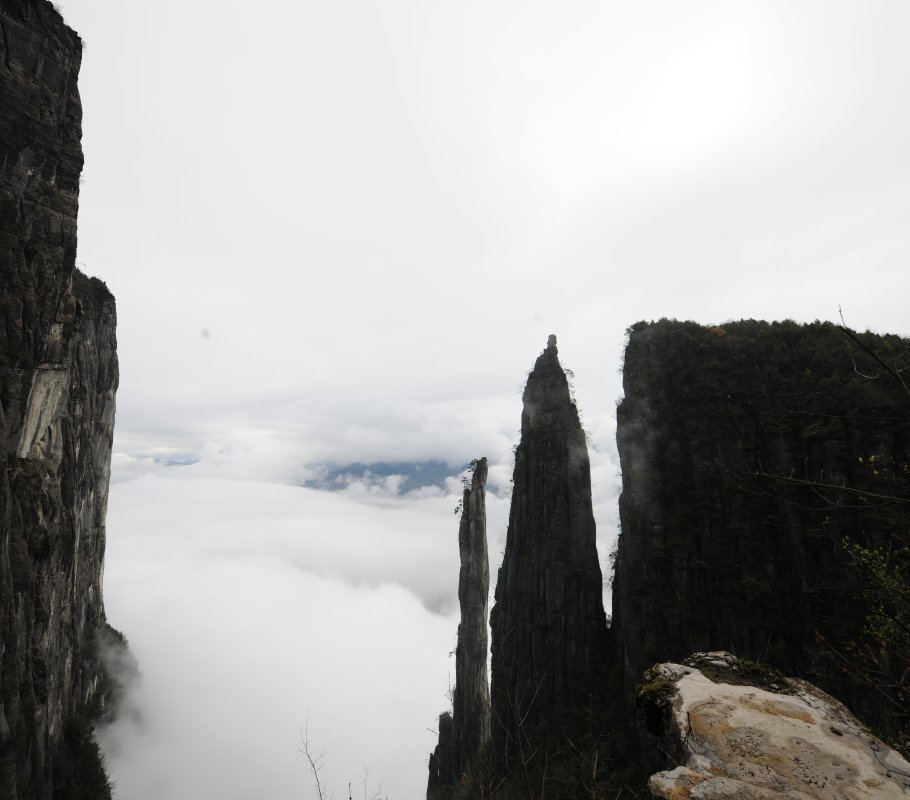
452 457 491 782
490 336 609 768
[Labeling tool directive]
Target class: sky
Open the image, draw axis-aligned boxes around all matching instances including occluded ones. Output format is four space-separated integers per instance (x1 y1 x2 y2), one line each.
49 0 910 798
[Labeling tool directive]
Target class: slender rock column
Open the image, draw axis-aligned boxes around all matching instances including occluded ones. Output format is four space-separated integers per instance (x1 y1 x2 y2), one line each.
427 458 491 798
490 336 609 767
452 457 491 781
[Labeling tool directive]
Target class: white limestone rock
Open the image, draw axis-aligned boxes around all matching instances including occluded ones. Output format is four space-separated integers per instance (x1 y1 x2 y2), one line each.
644 652 910 799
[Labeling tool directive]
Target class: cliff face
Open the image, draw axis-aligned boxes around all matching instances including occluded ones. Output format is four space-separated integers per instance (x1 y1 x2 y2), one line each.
1 2 119 797
490 336 609 766
427 458 491 798
452 458 491 780
426 322 908 793
613 320 910 749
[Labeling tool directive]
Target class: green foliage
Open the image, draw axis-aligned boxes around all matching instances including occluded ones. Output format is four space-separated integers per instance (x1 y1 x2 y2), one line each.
634 679 676 705
454 734 649 800
634 678 679 745
730 657 787 689
837 535 910 758
53 715 112 800
842 538 910 656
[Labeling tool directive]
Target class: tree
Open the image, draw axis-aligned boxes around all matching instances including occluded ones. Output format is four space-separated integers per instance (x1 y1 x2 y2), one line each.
298 719 389 800
299 718 328 800
735 318 910 756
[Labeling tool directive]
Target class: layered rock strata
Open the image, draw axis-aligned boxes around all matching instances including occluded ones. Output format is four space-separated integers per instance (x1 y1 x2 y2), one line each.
642 652 910 800
1 2 120 797
613 320 910 745
490 336 609 766
427 458 491 797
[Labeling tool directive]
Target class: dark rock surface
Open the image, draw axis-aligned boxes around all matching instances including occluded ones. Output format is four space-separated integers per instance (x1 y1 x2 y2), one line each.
427 711 454 800
426 458 491 797
489 336 609 766
452 457 491 783
612 319 910 749
426 321 909 793
1 2 121 797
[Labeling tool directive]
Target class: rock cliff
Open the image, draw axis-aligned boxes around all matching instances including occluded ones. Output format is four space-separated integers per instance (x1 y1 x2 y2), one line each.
427 458 491 798
428 322 908 795
1 2 121 797
613 319 910 752
489 336 609 768
452 458 491 780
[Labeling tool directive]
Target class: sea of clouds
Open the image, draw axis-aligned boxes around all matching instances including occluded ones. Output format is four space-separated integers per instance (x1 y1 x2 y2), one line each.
97 436 620 799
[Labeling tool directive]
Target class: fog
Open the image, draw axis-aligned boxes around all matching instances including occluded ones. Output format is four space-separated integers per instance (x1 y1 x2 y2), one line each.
98 474 473 798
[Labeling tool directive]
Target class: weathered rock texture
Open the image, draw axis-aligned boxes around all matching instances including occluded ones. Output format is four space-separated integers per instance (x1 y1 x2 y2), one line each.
641 652 910 800
613 319 910 750
490 336 609 766
452 457 491 780
427 711 454 800
427 458 491 798
1 2 120 797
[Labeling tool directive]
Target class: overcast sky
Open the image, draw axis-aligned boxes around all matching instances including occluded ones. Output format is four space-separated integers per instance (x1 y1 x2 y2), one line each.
51 1 910 797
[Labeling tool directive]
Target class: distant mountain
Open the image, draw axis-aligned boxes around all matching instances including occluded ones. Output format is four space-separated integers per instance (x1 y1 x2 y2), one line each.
305 460 465 494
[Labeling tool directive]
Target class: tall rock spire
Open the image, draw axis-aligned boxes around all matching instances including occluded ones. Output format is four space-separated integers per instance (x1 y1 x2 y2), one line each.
490 336 609 766
452 457 491 780
427 457 491 798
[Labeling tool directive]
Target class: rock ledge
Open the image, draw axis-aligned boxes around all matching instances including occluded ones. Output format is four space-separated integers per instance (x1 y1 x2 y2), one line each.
642 652 910 800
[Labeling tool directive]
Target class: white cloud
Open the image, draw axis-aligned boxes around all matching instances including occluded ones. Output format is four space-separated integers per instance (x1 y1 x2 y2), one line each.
99 558 456 800
99 475 475 799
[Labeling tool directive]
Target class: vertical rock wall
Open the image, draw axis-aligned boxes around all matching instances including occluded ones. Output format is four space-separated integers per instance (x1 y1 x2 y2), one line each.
1 2 119 797
489 336 609 767
427 458 491 797
612 319 910 747
452 457 490 781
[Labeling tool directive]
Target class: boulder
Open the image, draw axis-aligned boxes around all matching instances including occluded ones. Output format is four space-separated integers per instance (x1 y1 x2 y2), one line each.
641 652 910 800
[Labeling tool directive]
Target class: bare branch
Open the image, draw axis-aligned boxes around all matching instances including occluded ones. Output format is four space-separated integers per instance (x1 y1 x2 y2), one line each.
839 307 910 401
298 716 328 800
751 469 910 506
717 458 910 511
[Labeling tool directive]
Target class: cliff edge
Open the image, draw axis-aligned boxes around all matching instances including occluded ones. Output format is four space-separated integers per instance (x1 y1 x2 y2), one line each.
1 2 122 797
641 652 910 799
613 319 910 753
